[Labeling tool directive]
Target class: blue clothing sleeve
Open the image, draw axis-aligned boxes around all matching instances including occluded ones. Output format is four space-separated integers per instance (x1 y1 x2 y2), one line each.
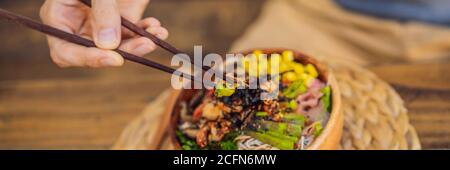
334 0 450 26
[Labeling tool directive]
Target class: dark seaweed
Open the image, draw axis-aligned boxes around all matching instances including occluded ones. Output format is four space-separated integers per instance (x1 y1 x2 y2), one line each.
189 89 205 111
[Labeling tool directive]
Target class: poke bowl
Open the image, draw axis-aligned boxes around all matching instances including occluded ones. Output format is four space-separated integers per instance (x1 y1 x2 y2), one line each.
168 49 342 150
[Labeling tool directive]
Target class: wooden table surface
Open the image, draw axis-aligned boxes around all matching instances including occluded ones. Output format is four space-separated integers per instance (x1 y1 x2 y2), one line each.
0 0 449 149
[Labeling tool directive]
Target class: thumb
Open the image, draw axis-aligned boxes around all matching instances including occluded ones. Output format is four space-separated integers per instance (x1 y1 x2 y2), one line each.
91 0 121 49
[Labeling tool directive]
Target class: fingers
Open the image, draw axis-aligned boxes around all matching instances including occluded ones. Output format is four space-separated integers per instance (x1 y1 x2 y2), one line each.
41 0 123 68
118 17 169 57
137 17 161 28
147 26 169 40
117 0 150 23
122 17 169 40
91 0 121 49
138 17 169 40
40 0 77 33
40 0 168 67
48 37 124 68
119 37 156 57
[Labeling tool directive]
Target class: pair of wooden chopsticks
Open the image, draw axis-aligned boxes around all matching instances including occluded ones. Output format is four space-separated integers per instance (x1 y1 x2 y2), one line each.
0 0 236 87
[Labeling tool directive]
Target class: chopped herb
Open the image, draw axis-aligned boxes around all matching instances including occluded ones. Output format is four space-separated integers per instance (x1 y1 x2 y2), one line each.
265 131 298 142
176 130 200 150
223 131 240 141
288 100 297 110
214 82 235 97
313 122 323 137
277 123 288 133
220 140 237 150
207 131 239 150
256 111 268 117
256 120 302 137
246 131 295 150
282 80 307 98
282 113 306 126
321 86 332 112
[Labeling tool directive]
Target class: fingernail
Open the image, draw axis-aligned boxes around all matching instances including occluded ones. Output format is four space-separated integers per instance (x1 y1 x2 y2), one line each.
97 28 117 48
100 57 120 66
146 27 157 35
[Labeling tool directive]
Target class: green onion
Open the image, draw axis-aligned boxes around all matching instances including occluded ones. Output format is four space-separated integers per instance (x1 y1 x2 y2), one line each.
321 86 332 112
288 100 298 110
282 80 307 98
214 82 235 97
246 131 295 150
220 140 237 150
313 122 323 137
277 123 288 133
217 131 239 150
182 145 191 150
265 131 298 142
255 120 302 137
282 113 306 125
256 111 268 117
176 130 200 150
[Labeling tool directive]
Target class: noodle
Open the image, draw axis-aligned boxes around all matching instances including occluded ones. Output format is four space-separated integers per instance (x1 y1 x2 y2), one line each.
235 135 278 150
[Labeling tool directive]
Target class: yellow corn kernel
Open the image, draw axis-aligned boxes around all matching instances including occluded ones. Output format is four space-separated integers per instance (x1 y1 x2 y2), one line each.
299 73 314 86
253 50 264 61
282 72 297 82
282 51 294 62
291 62 304 75
279 61 291 73
305 64 318 78
253 50 263 56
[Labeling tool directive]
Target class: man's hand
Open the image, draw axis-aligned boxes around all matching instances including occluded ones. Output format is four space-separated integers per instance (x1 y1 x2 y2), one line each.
40 0 169 68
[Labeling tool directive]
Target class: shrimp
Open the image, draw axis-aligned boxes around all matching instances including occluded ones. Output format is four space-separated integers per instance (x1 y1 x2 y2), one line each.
196 126 209 148
202 103 223 120
192 103 205 122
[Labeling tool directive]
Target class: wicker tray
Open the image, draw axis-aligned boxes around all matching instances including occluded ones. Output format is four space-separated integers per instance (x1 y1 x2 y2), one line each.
112 60 421 150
